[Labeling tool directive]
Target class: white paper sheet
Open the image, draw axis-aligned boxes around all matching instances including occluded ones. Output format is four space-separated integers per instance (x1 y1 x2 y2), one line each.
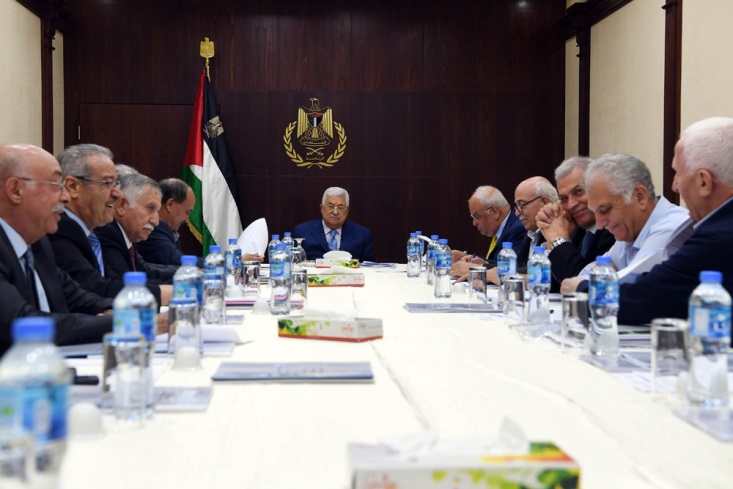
238 217 268 255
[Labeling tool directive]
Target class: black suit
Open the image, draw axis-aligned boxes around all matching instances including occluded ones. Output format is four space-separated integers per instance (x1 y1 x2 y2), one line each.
0 228 112 357
516 232 547 272
135 220 205 268
49 212 163 305
95 221 177 284
548 227 615 288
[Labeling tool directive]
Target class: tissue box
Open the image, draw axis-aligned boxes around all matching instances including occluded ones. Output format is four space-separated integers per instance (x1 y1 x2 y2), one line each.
351 442 580 489
278 317 383 342
308 273 365 287
315 258 360 268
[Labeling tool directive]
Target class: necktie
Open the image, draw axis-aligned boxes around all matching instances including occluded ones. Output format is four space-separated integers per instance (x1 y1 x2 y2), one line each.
485 235 498 259
22 248 39 307
580 231 593 258
327 229 338 251
128 246 137 271
87 232 105 276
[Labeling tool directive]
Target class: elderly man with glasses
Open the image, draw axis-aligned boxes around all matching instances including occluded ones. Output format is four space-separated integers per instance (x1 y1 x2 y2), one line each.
292 186 375 261
451 185 526 278
0 143 114 357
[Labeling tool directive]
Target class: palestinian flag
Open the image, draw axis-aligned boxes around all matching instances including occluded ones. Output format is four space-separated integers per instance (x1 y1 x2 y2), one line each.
182 68 242 253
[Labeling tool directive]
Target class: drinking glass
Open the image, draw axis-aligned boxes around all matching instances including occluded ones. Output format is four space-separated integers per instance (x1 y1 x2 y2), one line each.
561 292 588 352
292 238 306 267
651 318 689 394
503 274 526 323
468 266 487 303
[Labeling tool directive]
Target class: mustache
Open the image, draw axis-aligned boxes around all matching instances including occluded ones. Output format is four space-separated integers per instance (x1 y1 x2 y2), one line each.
143 224 155 231
52 204 65 214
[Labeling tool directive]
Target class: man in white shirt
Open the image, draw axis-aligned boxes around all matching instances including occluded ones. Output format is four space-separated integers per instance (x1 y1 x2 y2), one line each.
561 153 692 291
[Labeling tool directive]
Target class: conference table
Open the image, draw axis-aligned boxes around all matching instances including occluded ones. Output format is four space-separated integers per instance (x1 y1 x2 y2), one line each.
59 266 733 489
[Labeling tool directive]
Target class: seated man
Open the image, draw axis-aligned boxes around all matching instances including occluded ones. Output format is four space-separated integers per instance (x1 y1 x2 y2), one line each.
293 187 375 261
618 117 733 324
451 185 525 278
49 144 171 306
536 156 616 289
95 172 178 282
0 143 112 357
561 153 691 292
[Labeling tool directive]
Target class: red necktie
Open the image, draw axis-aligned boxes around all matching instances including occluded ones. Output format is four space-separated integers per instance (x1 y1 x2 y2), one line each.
128 246 137 271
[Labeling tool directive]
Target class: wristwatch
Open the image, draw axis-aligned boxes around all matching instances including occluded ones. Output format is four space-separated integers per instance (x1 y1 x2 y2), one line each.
551 237 570 249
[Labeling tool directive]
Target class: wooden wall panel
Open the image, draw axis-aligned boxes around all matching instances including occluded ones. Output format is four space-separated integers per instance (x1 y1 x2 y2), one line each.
64 0 566 262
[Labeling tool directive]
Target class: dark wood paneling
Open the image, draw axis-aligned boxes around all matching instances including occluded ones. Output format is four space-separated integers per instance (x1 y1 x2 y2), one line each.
663 0 682 204
64 0 567 262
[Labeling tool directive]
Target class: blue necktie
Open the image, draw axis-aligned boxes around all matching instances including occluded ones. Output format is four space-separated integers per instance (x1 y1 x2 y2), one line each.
580 231 592 258
87 232 105 276
327 229 338 251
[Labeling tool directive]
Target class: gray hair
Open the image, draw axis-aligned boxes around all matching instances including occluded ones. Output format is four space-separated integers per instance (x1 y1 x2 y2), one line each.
322 187 350 207
120 172 160 208
534 178 559 203
115 163 139 177
0 147 24 182
585 153 656 204
472 185 508 208
57 144 114 179
679 117 733 187
554 156 592 182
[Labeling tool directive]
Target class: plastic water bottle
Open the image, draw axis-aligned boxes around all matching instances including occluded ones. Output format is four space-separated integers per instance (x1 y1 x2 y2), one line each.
588 255 619 355
414 230 425 267
113 271 157 417
268 234 281 263
425 235 439 285
0 317 70 488
687 270 731 408
434 238 452 298
406 233 420 278
527 246 551 324
270 243 291 315
225 238 243 296
281 232 295 253
497 242 517 308
173 255 203 306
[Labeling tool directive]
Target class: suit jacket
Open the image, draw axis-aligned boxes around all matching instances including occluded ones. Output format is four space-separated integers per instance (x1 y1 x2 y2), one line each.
548 227 615 286
0 229 112 357
292 219 375 262
135 220 205 268
485 212 526 267
49 212 162 305
618 198 733 325
516 232 547 272
95 221 177 284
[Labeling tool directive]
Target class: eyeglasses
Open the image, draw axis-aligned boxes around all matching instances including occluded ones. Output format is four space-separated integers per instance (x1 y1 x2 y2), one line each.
470 206 494 221
17 177 65 194
323 204 348 213
514 196 543 214
73 176 121 189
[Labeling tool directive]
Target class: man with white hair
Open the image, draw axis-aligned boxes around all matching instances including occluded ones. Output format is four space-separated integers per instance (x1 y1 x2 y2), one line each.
95 172 178 282
617 117 733 324
561 153 691 292
293 187 375 261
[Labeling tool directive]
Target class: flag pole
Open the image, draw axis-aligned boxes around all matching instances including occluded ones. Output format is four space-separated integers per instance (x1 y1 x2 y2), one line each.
200 37 215 81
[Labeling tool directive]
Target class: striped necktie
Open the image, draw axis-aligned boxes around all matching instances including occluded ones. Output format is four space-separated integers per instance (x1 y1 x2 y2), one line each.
327 229 338 251
87 232 105 276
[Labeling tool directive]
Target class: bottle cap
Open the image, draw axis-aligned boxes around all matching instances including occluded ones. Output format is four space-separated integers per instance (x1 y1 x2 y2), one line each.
410 233 416 237
596 256 612 265
209 245 222 253
700 270 723 283
180 255 197 265
284 232 291 237
229 238 237 244
431 235 439 240
503 242 513 248
415 230 422 236
275 243 287 250
272 234 280 240
12 316 55 341
533 246 545 254
123 271 147 285
438 238 448 245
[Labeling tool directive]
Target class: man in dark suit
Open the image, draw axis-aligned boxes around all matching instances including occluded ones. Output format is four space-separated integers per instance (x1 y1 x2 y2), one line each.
0 143 112 357
536 156 615 289
95 172 177 283
292 187 375 261
48 144 171 306
452 185 525 277
617 117 733 324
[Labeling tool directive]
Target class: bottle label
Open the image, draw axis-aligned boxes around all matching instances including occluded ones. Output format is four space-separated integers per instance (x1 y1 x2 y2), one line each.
2 384 69 444
527 264 550 285
589 280 619 305
497 258 516 277
428 248 435 260
435 252 451 268
690 305 731 339
173 281 197 302
113 308 156 341
271 261 287 278
226 252 242 267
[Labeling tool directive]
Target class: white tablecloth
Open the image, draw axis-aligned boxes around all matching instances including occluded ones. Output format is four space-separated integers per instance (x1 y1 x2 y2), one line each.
60 268 733 489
